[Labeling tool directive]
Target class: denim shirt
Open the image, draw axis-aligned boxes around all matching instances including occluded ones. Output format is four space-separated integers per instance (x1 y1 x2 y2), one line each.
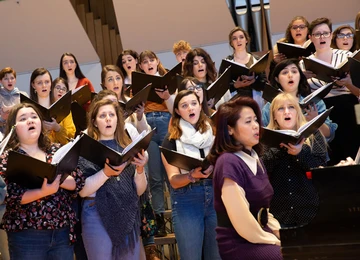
261 96 338 143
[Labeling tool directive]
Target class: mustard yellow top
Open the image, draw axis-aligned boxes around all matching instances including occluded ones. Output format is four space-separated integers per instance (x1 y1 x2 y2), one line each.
47 112 76 145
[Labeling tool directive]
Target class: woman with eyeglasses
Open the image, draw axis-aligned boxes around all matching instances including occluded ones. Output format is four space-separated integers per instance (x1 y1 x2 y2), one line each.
47 77 75 145
272 16 311 64
225 27 267 108
331 25 357 52
303 17 360 165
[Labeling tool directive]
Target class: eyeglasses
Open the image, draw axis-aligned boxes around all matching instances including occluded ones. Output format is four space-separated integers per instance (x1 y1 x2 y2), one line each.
187 85 203 91
312 32 331 39
291 24 307 30
55 85 67 92
337 33 354 39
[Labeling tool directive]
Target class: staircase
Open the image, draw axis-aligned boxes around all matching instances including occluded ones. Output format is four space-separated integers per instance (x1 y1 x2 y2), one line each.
70 0 123 66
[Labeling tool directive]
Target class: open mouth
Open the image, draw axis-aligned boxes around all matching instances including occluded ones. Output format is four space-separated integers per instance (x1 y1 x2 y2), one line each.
288 80 294 84
28 126 35 131
189 113 195 118
8 84 12 87
127 66 132 70
198 69 204 73
113 87 119 91
42 89 47 92
284 117 291 121
58 94 63 98
148 67 154 71
105 125 112 129
320 41 326 45
343 42 349 45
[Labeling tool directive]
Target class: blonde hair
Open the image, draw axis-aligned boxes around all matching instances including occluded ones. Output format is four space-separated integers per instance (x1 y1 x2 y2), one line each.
267 93 315 147
172 40 192 54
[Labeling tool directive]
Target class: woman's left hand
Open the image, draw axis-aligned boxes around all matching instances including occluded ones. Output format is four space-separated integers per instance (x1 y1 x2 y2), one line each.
135 102 145 121
280 139 305 155
303 103 318 121
191 165 213 179
154 86 171 100
132 149 148 173
43 118 61 132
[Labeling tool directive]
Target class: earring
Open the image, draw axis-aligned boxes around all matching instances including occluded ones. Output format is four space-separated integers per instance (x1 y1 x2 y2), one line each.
34 89 37 94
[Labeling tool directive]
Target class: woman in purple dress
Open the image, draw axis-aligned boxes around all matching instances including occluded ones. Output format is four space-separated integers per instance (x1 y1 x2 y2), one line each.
208 97 282 260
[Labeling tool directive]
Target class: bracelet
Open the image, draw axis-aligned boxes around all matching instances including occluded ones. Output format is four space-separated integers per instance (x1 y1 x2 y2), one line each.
187 171 196 183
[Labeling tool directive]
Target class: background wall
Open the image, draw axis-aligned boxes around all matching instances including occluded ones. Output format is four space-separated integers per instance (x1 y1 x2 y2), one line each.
0 0 101 93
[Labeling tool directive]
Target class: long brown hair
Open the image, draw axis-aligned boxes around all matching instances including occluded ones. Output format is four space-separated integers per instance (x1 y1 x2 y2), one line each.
168 90 213 140
139 50 167 76
100 65 127 101
5 103 51 151
87 99 131 147
330 25 357 52
208 96 263 165
183 48 217 83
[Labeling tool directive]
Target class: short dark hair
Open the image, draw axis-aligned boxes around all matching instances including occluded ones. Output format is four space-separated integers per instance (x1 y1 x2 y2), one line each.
29 68 53 103
309 17 332 35
0 67 16 80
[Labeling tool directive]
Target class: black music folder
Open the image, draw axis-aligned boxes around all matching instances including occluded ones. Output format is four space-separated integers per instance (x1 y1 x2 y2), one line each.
119 83 152 117
71 85 92 106
349 57 360 88
5 135 83 189
262 83 282 103
131 62 182 103
281 164 360 259
298 81 334 108
261 107 333 147
205 66 231 105
80 129 155 167
218 51 270 81
20 92 71 123
303 50 360 82
276 41 315 59
160 146 211 171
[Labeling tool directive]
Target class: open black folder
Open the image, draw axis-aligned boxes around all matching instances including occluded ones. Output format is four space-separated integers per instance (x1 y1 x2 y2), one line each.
71 85 92 106
160 146 211 172
261 107 333 148
262 83 282 103
205 66 231 105
5 135 83 189
276 41 315 59
349 57 360 88
119 83 152 117
80 129 155 167
218 51 270 81
303 50 360 82
131 62 182 103
20 92 71 123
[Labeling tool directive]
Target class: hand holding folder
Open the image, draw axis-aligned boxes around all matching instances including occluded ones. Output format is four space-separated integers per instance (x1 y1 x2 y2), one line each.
276 41 315 59
5 135 83 189
205 66 232 105
119 83 152 118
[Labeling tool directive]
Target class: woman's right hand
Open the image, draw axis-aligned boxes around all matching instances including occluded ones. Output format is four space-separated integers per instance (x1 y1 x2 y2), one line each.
103 158 127 177
191 166 213 179
234 74 256 89
41 175 61 197
273 52 287 63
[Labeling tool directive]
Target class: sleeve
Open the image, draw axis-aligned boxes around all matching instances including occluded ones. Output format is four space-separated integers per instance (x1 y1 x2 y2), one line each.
53 113 76 145
221 178 280 245
295 131 327 170
126 114 151 134
261 147 284 173
78 169 109 197
315 100 337 143
261 102 271 127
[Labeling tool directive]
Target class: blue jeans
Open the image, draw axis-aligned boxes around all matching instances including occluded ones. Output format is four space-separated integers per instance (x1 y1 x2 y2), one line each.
145 111 171 214
7 227 73 260
81 199 140 260
170 179 221 260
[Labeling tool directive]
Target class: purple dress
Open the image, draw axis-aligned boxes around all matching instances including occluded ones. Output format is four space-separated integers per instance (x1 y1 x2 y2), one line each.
213 152 282 260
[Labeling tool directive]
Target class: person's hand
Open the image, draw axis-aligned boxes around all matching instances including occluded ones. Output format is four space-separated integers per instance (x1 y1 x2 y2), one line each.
41 175 61 197
334 74 352 88
43 118 61 132
0 104 12 120
207 98 215 109
131 149 148 173
273 229 280 239
273 52 287 63
335 157 355 166
135 102 145 121
280 139 305 155
154 86 171 100
190 166 212 179
103 158 127 177
303 70 316 79
303 103 318 121
234 73 256 89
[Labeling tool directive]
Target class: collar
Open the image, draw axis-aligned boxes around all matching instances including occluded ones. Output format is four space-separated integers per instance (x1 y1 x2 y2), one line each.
234 150 261 176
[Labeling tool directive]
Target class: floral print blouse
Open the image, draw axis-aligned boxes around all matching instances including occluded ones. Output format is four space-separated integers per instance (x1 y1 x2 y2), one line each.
0 143 84 243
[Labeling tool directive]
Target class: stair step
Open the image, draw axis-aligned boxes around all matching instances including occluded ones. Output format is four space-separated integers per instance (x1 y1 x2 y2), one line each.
154 233 176 245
